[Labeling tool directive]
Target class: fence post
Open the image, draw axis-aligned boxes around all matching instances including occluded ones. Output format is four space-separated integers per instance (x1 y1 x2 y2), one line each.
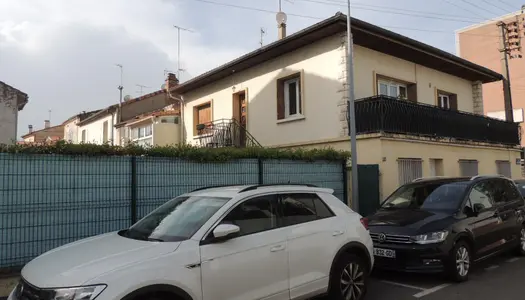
131 156 137 225
258 158 264 184
342 159 349 206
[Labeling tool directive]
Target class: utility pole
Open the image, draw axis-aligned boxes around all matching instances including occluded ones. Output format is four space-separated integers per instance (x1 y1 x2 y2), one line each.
115 64 124 105
346 0 359 212
498 21 517 122
260 27 266 48
173 25 194 80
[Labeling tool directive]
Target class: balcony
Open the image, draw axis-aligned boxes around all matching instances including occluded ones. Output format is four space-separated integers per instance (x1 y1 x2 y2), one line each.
196 118 262 148
355 95 521 146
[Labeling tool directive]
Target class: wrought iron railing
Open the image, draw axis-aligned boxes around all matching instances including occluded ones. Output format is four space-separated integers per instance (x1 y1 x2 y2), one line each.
196 118 262 148
354 95 521 146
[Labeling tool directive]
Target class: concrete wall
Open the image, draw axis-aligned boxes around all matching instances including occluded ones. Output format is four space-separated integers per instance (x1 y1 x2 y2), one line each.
182 34 479 147
0 96 17 145
153 122 181 146
78 114 118 145
64 118 80 143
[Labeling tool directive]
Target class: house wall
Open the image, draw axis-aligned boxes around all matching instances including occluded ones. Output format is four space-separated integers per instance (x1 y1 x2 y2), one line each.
0 97 17 145
182 34 478 147
64 118 79 143
153 123 181 146
120 92 172 122
78 114 118 145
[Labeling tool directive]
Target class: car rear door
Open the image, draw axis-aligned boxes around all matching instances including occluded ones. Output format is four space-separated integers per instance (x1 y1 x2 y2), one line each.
494 179 524 243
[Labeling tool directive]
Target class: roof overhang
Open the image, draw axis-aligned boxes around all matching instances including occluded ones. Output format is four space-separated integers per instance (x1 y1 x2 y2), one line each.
174 13 502 94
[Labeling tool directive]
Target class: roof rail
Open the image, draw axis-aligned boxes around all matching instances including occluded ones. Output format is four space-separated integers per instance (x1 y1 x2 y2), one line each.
238 183 318 193
412 176 451 183
190 184 250 192
470 174 505 180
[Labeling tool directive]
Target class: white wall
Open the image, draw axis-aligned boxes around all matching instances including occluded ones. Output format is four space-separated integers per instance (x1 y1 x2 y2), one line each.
64 118 79 143
78 114 119 145
0 100 17 145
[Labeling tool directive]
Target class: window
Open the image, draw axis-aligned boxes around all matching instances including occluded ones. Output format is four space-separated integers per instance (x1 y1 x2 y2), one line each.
378 79 407 99
131 124 153 147
193 102 212 136
437 90 458 110
81 130 86 143
398 158 423 185
492 179 521 204
429 159 444 177
466 181 493 212
459 160 478 177
221 195 278 236
102 121 109 143
496 160 511 178
280 193 334 226
277 73 302 120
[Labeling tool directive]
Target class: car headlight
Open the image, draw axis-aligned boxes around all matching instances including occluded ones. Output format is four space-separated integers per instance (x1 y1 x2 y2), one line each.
52 285 107 300
411 231 448 244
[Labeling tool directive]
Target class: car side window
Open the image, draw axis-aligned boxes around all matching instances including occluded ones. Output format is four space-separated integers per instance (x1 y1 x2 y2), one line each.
491 179 508 204
220 195 279 237
501 180 521 202
466 181 494 212
280 193 335 226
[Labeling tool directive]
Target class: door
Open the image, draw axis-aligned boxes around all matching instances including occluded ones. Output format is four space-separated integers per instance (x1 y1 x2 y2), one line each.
200 194 289 300
464 180 503 256
357 165 380 216
232 90 247 147
280 193 342 299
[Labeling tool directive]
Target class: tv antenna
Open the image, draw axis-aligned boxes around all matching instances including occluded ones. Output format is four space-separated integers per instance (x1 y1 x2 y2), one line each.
260 28 266 47
173 25 195 79
136 84 151 96
115 64 124 104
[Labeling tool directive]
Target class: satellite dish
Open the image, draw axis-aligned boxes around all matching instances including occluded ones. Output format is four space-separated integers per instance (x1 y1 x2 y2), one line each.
276 11 287 25
124 95 132 101
161 83 166 90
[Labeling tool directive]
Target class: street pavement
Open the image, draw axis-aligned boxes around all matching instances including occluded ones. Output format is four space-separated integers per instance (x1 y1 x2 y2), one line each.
350 252 525 300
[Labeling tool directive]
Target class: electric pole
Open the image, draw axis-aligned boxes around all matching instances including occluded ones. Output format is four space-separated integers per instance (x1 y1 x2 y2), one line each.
260 27 266 48
346 0 359 212
173 25 194 80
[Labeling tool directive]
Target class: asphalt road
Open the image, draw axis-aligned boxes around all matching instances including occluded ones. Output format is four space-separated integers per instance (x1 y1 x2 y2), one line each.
359 252 525 300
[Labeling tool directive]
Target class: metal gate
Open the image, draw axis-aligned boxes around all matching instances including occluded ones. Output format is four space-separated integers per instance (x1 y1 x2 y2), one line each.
496 160 511 178
397 158 423 185
357 164 380 217
459 160 479 177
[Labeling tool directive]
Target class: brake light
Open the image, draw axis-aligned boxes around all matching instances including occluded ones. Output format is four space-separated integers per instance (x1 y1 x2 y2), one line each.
360 217 369 230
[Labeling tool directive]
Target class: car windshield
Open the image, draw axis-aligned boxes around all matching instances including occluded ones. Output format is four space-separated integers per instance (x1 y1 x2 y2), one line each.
514 180 525 197
381 182 469 211
123 195 230 242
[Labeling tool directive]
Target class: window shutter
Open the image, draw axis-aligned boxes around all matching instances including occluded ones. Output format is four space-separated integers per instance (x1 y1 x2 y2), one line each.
277 81 285 120
407 84 417 102
449 94 458 110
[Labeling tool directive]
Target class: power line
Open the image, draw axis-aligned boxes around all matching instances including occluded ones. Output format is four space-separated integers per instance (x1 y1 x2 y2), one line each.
458 0 502 17
496 0 519 11
481 0 512 14
439 0 495 20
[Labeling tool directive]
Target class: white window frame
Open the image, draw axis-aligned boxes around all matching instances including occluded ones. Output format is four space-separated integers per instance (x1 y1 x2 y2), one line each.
378 79 407 99
438 94 450 110
283 77 302 118
131 124 153 146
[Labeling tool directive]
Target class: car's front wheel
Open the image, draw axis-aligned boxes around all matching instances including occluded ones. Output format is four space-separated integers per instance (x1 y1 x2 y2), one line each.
446 241 471 282
329 253 369 300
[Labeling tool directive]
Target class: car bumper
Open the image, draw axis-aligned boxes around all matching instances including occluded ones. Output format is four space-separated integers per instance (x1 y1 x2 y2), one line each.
372 241 452 273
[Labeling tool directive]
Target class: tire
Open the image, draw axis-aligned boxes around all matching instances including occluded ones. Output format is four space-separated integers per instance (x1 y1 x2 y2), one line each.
445 241 471 282
328 253 369 300
515 224 525 256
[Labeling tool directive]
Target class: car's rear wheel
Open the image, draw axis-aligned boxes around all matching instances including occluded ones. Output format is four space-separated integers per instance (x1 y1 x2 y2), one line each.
329 253 369 300
515 225 525 256
445 241 471 282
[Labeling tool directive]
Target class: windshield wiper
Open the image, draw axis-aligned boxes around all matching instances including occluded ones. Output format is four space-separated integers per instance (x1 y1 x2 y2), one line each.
146 237 164 242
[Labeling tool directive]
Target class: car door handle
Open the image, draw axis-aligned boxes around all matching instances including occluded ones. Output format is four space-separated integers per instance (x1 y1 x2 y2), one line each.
332 230 344 236
270 245 285 252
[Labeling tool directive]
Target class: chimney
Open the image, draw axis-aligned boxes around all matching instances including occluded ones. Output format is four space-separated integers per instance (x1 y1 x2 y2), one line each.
44 120 50 129
276 11 287 40
165 73 179 91
28 125 33 134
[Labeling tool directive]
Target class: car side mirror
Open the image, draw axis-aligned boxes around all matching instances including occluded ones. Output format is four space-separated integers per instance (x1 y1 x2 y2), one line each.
212 224 240 242
473 203 484 214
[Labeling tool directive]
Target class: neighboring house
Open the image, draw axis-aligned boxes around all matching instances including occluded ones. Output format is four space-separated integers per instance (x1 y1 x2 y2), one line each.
456 10 525 145
172 12 522 198
21 120 64 144
62 110 101 143
0 81 28 145
77 77 178 145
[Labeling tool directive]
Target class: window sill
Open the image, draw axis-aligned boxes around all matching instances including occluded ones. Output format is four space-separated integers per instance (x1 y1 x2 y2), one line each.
193 133 213 139
277 115 305 124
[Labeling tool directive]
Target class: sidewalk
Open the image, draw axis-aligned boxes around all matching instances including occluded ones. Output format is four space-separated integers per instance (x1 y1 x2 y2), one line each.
0 276 18 299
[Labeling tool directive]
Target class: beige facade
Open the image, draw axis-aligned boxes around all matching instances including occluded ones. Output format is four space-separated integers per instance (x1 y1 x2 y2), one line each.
174 13 519 204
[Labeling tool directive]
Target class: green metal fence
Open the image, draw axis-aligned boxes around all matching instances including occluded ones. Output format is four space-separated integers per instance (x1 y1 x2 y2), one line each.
0 154 346 270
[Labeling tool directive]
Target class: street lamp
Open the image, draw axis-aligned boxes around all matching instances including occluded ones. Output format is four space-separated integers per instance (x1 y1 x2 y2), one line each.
345 0 359 213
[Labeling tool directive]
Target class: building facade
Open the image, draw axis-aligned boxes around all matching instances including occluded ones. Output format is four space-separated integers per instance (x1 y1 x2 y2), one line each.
0 81 28 145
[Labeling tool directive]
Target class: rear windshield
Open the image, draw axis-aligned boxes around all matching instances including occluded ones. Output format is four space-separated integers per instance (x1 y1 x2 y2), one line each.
381 181 469 211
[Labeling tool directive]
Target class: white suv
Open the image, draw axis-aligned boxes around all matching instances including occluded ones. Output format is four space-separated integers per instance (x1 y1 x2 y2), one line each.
9 184 374 300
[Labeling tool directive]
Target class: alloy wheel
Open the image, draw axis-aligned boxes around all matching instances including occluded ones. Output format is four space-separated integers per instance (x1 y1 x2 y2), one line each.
520 228 525 252
456 246 470 277
340 262 365 300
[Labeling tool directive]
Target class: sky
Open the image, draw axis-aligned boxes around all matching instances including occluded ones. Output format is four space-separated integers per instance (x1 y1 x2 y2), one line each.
0 0 523 137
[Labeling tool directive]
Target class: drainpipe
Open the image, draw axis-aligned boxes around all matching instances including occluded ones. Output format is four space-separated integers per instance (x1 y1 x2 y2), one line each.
168 92 185 145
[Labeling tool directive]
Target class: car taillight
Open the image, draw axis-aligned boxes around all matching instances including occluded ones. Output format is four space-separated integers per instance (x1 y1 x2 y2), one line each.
360 217 369 230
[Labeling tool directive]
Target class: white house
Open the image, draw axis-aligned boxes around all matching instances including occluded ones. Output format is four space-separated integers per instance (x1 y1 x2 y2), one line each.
0 81 28 145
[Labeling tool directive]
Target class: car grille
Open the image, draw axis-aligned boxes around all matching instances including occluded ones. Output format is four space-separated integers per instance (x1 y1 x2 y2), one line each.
370 232 412 244
13 279 54 300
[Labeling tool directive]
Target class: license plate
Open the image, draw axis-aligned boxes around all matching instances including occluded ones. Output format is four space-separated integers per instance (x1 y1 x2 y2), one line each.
373 247 396 258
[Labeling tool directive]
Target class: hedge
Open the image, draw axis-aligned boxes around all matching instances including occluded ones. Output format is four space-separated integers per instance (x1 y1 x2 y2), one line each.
0 141 350 162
